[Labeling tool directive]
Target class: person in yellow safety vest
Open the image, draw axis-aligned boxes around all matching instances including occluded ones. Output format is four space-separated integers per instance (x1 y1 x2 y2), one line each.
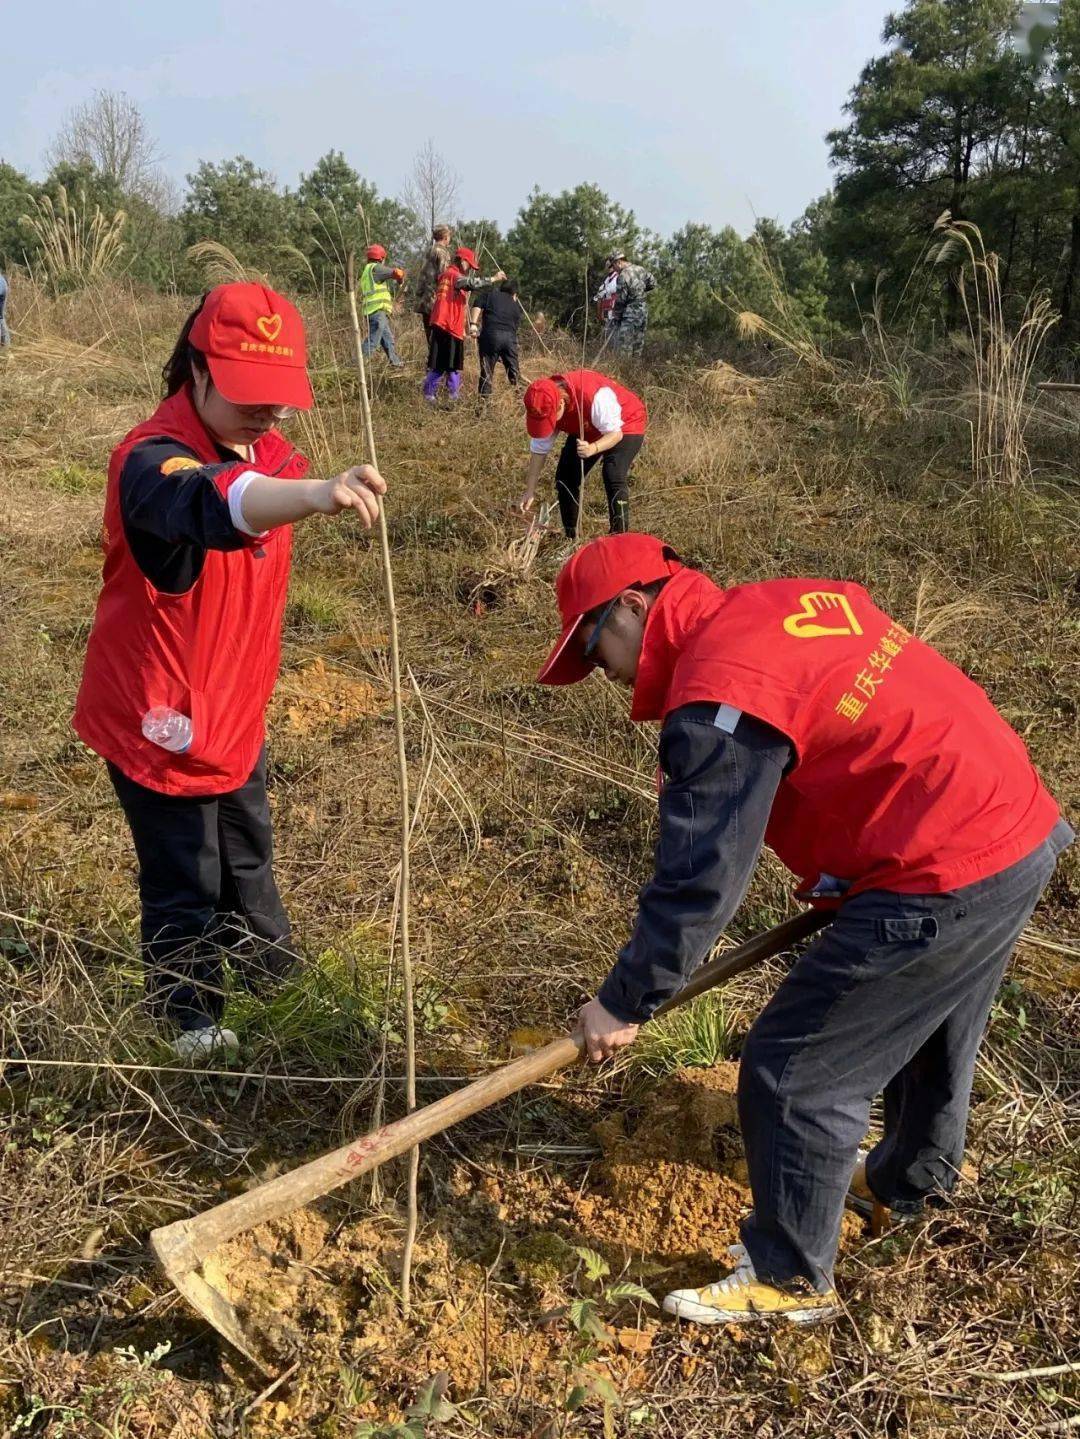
360 244 407 369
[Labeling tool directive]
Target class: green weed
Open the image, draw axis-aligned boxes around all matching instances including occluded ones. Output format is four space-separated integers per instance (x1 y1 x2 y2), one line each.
635 992 734 1077
287 574 357 631
43 461 104 494
226 936 386 1072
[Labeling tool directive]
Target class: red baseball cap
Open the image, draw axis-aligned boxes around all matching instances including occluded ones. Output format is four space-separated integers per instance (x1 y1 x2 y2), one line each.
454 246 479 269
523 377 562 439
537 533 684 685
188 282 313 410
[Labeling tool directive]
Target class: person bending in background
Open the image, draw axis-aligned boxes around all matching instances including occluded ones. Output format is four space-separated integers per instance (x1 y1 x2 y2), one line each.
414 223 453 344
424 246 504 403
471 278 522 398
359 243 407 369
73 282 388 1059
518 369 647 540
0 271 10 347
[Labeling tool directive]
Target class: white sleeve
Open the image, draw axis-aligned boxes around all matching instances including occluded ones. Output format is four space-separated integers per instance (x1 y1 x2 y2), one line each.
227 470 271 538
529 435 555 456
590 387 624 435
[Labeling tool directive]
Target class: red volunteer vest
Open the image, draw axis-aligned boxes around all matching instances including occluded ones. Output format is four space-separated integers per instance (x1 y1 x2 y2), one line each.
73 387 309 796
633 567 1059 897
553 370 647 442
428 264 469 338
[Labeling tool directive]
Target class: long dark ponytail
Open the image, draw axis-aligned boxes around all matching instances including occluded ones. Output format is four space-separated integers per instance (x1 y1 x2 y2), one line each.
161 293 209 397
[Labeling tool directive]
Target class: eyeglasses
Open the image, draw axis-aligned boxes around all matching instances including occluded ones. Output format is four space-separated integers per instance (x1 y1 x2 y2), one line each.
231 402 298 422
582 597 619 661
205 377 297 422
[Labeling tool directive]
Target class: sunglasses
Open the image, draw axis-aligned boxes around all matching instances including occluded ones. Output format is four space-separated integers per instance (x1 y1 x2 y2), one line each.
582 596 619 661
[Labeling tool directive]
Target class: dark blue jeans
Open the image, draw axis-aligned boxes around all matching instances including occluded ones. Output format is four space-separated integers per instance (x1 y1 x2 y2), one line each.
738 820 1073 1291
362 310 402 366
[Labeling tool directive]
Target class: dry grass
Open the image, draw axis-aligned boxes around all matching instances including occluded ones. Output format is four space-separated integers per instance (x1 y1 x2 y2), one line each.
0 271 1077 1437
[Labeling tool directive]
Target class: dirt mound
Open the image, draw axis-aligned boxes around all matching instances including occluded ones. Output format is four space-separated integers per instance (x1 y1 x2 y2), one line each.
573 1064 748 1271
272 657 388 736
202 1207 355 1360
202 1199 560 1401
573 1063 863 1284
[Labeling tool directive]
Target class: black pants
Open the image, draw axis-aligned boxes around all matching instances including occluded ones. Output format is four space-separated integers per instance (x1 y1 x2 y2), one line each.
554 432 642 537
477 334 519 396
427 327 464 375
108 747 297 1031
738 819 1072 1291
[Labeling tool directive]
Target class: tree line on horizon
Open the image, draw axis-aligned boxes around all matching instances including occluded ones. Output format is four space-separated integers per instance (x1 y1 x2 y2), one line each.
3 0 1079 353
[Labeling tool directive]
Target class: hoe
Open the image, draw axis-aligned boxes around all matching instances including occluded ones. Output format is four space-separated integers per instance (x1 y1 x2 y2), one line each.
150 909 829 1375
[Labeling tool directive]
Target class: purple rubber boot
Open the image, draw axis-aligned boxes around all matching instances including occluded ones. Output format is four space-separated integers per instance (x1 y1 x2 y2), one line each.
423 369 441 402
446 370 463 400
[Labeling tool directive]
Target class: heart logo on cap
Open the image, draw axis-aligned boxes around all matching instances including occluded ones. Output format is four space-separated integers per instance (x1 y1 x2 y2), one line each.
256 313 282 342
782 591 864 639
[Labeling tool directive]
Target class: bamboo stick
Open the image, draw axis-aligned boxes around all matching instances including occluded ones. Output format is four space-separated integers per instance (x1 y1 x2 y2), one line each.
345 250 419 1314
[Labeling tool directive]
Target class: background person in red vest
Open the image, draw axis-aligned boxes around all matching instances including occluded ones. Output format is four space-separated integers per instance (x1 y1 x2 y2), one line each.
74 282 388 1060
518 370 647 541
423 246 504 403
538 533 1071 1328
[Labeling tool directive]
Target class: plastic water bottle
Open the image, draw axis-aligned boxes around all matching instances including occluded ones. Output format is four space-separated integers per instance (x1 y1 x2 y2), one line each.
142 707 193 753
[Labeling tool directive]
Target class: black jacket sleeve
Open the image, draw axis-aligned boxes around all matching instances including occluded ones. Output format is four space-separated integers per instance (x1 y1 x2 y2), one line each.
596 704 793 1024
118 438 254 594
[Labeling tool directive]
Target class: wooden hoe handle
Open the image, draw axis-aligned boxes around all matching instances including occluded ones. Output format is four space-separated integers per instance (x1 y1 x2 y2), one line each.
151 909 829 1278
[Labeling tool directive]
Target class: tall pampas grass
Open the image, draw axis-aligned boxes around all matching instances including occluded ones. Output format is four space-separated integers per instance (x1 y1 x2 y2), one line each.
20 186 126 293
930 215 1058 490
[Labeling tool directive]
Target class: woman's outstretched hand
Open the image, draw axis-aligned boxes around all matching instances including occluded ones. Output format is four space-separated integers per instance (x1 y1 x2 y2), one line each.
316 465 387 526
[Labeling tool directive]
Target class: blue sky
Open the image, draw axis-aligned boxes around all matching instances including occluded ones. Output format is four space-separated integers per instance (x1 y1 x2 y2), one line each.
5 0 895 237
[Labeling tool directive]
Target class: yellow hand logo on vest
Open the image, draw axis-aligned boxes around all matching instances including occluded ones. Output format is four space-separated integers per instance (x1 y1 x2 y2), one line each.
256 313 282 342
159 456 201 476
783 591 864 639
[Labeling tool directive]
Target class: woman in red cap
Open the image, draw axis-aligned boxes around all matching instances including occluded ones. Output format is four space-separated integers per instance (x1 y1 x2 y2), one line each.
518 370 647 540
424 246 504 402
74 282 388 1059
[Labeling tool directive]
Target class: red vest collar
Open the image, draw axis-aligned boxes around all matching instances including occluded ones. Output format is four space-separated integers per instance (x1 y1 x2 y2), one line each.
146 387 225 463
630 567 726 722
137 386 295 471
550 377 581 435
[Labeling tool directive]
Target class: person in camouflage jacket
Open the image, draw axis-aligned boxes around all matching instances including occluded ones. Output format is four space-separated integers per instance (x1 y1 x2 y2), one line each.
610 254 656 357
414 224 453 342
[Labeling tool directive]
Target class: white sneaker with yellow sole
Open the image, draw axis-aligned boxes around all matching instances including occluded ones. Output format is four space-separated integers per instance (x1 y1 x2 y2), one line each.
663 1249 839 1326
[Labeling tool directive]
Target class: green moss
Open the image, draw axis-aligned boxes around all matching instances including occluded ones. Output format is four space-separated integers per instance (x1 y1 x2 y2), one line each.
512 1231 575 1284
43 462 104 494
